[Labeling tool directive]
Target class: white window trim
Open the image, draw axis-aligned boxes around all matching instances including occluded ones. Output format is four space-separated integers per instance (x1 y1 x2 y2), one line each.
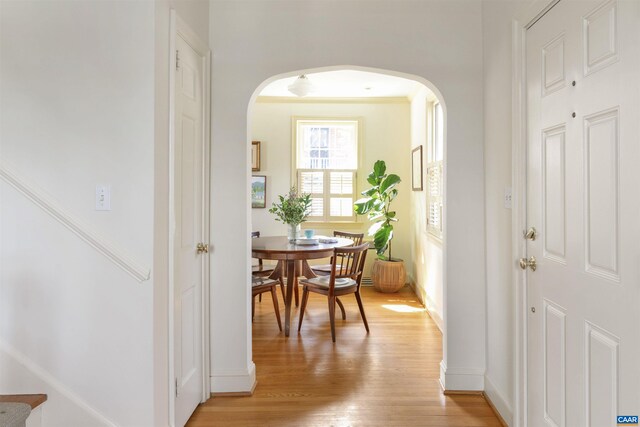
291 116 363 224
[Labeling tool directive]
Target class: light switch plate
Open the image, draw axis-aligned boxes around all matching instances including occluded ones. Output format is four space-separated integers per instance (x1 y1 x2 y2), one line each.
96 185 111 211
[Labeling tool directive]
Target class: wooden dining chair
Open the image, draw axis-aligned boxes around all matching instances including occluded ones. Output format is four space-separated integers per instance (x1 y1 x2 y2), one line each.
252 231 275 277
298 243 369 342
252 276 282 331
251 231 287 302
310 231 364 276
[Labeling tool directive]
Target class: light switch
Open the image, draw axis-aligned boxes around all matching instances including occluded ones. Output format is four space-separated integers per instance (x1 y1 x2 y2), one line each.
96 185 111 211
504 187 512 209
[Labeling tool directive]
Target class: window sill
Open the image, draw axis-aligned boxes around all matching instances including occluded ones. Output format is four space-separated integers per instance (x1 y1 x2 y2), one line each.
302 221 362 229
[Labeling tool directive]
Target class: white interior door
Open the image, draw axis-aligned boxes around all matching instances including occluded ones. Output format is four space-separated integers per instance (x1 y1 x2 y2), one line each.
526 1 640 425
174 33 205 427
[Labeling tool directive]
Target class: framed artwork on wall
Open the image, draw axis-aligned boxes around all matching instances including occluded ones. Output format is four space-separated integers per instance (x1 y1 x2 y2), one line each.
251 175 266 208
411 145 423 191
252 141 261 171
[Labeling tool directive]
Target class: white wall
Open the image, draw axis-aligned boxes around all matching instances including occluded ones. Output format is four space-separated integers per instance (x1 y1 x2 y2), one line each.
251 98 412 268
409 88 444 332
0 1 209 426
0 2 155 425
482 1 524 424
210 0 487 392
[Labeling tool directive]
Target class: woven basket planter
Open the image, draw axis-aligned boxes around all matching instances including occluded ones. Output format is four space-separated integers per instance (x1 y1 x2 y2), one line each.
371 259 406 293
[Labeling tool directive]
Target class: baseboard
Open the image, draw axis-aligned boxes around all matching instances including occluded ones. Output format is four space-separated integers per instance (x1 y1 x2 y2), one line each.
442 389 484 395
437 370 511 427
439 360 485 391
211 383 255 397
408 280 444 333
484 375 512 427
408 280 424 305
424 293 444 333
484 391 509 427
0 340 117 426
210 362 256 394
440 389 509 427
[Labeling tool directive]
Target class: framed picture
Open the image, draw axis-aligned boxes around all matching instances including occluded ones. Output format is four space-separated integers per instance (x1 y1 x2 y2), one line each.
251 175 267 208
411 145 423 191
251 141 261 171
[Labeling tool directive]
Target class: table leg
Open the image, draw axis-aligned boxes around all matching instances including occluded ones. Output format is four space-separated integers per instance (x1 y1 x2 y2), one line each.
284 259 296 337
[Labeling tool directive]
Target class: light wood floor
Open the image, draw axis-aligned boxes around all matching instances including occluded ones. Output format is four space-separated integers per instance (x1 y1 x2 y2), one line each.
187 286 501 427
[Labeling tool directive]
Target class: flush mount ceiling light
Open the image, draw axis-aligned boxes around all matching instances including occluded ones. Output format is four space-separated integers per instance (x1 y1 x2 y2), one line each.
287 75 315 97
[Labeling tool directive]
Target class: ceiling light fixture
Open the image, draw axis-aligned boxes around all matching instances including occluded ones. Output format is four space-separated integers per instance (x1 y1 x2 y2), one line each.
287 75 314 97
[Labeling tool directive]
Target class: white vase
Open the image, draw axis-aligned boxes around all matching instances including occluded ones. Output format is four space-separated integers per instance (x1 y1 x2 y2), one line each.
287 224 301 242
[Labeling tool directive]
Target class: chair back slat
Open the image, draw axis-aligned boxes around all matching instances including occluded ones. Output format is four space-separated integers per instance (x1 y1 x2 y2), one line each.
331 231 364 268
333 231 364 245
328 243 369 293
251 231 262 267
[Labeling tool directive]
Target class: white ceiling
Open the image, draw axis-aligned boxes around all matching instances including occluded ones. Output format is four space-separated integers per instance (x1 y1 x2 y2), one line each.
259 70 426 98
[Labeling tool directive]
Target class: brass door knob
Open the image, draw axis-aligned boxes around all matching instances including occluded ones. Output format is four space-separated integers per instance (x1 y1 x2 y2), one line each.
196 243 209 254
519 256 537 271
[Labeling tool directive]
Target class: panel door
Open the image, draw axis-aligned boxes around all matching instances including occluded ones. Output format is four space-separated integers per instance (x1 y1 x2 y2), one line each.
526 1 640 425
174 33 205 427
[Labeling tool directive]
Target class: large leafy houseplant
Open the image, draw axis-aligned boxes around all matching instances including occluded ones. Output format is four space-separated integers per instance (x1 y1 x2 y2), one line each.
269 187 312 241
354 160 401 260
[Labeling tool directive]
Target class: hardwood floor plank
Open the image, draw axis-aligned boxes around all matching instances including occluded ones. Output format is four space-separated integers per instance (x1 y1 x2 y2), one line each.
187 287 499 426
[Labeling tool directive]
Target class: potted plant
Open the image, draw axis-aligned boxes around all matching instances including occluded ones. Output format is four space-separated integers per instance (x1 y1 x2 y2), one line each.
354 160 406 293
269 187 313 242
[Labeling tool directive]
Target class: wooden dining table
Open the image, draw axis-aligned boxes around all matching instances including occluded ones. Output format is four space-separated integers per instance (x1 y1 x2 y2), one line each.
251 236 354 336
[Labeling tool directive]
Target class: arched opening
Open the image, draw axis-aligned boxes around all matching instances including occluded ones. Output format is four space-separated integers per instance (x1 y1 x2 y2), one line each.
247 65 448 392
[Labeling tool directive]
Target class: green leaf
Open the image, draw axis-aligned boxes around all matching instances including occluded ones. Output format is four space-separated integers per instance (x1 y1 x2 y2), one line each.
353 160 402 258
379 174 401 195
368 211 385 221
367 172 379 186
354 197 374 215
372 199 384 210
373 160 387 179
269 186 312 225
361 187 378 197
373 224 393 256
368 221 383 236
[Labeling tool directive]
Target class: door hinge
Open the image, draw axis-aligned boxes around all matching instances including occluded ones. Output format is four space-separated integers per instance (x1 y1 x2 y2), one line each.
175 378 178 397
175 50 180 70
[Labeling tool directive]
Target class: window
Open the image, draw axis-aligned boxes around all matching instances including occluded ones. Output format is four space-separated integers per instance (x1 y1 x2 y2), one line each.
295 119 358 222
427 102 443 239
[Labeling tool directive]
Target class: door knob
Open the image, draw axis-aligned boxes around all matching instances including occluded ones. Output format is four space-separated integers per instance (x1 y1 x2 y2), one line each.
196 243 209 254
519 256 537 271
523 227 537 241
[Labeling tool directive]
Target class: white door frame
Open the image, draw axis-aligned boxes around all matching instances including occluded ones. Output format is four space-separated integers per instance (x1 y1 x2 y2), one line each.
511 1 562 426
168 10 212 425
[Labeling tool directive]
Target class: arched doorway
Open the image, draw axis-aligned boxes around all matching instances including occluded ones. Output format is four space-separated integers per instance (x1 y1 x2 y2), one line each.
247 64 447 379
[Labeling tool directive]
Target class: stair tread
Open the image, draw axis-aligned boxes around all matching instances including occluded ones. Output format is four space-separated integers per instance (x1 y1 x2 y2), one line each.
0 394 47 409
